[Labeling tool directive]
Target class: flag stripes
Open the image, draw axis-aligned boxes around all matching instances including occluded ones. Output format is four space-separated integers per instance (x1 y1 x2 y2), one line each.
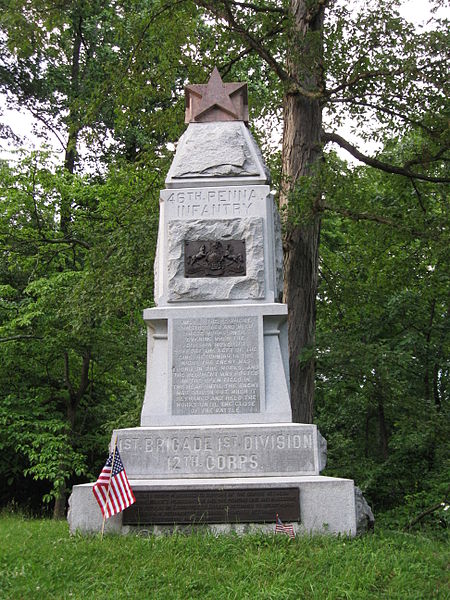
275 514 296 539
93 448 135 519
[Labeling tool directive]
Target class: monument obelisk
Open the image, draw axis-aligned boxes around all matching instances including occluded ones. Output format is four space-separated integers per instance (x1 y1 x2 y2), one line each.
68 69 359 535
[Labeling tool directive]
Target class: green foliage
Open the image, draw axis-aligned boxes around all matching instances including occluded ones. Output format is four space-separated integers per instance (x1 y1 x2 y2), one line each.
1 516 449 599
378 475 450 540
315 151 449 513
0 151 161 507
324 0 448 147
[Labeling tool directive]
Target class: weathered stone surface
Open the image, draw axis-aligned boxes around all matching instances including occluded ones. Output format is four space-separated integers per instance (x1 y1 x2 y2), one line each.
169 122 257 178
272 197 284 301
162 186 266 221
67 484 122 534
166 122 269 187
155 185 281 305
172 123 258 177
111 424 321 478
318 431 327 471
167 218 265 302
355 487 375 534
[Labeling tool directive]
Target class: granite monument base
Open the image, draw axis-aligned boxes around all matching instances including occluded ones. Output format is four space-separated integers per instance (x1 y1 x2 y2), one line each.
68 475 357 537
110 423 326 479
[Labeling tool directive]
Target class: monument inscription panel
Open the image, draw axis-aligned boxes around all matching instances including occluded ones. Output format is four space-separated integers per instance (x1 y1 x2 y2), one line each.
123 488 300 525
171 316 260 415
115 425 318 478
162 186 268 220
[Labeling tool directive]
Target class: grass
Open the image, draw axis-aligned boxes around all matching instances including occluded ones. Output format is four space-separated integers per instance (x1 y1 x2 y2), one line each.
1 515 448 600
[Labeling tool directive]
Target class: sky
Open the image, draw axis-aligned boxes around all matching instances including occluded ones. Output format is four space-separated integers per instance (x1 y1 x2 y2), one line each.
0 0 447 165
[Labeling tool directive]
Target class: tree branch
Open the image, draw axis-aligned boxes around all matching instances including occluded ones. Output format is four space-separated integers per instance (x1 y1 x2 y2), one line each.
319 202 438 240
322 131 450 183
404 146 449 169
63 351 75 400
39 236 91 250
221 47 254 77
125 0 188 74
0 335 43 342
26 107 66 150
222 0 290 82
326 65 420 98
326 98 436 135
404 485 450 531
410 178 426 213
199 0 324 98
227 1 286 13
197 2 282 78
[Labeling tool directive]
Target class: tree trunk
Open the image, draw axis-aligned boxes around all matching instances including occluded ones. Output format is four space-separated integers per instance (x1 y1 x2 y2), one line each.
377 395 389 460
52 13 84 519
283 218 320 422
281 0 324 422
53 350 91 519
423 298 436 404
61 11 82 234
53 493 67 519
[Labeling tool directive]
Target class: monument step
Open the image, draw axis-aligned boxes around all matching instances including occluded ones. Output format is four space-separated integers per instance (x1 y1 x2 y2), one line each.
68 476 356 536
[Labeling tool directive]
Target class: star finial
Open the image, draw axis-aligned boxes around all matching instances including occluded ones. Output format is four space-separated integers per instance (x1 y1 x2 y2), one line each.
185 67 248 123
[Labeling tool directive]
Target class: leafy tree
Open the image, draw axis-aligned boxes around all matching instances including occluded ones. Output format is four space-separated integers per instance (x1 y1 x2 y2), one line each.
194 0 449 422
314 151 449 512
0 0 203 515
0 152 162 513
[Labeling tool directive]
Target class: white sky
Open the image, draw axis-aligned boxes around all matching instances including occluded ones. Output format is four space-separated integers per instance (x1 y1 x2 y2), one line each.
0 0 447 165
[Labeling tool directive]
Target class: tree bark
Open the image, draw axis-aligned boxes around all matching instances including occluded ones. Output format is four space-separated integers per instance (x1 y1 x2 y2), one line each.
53 12 84 520
53 350 91 519
423 298 436 404
280 0 324 422
53 494 66 519
377 394 389 460
61 11 82 235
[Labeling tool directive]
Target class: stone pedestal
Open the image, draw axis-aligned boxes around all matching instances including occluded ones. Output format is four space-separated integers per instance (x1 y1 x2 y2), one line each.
141 304 291 426
68 476 357 536
68 75 361 536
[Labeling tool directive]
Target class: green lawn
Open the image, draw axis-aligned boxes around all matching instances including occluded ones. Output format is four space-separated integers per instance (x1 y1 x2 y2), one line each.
1 515 448 599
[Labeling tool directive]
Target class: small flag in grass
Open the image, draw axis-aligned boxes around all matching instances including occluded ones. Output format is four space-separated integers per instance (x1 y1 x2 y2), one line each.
93 447 135 519
275 514 295 539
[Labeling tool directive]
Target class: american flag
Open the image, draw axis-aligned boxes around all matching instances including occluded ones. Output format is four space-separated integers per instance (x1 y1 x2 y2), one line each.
275 514 296 539
93 448 135 519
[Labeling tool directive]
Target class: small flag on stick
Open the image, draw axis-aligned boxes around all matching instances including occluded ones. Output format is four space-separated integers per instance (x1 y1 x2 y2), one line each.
93 443 135 522
275 514 295 539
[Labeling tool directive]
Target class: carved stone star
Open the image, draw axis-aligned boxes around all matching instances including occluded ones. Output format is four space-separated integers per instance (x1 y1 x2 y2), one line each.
185 67 248 123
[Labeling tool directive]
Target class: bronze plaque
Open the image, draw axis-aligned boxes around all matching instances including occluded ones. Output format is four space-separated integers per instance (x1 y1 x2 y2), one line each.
123 488 299 525
184 240 246 278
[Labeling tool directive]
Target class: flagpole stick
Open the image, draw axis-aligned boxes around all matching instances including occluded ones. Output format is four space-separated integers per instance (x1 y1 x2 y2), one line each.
100 435 118 540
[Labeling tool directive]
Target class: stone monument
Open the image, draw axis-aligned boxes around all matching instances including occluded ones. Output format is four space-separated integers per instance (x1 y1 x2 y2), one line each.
68 68 359 536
